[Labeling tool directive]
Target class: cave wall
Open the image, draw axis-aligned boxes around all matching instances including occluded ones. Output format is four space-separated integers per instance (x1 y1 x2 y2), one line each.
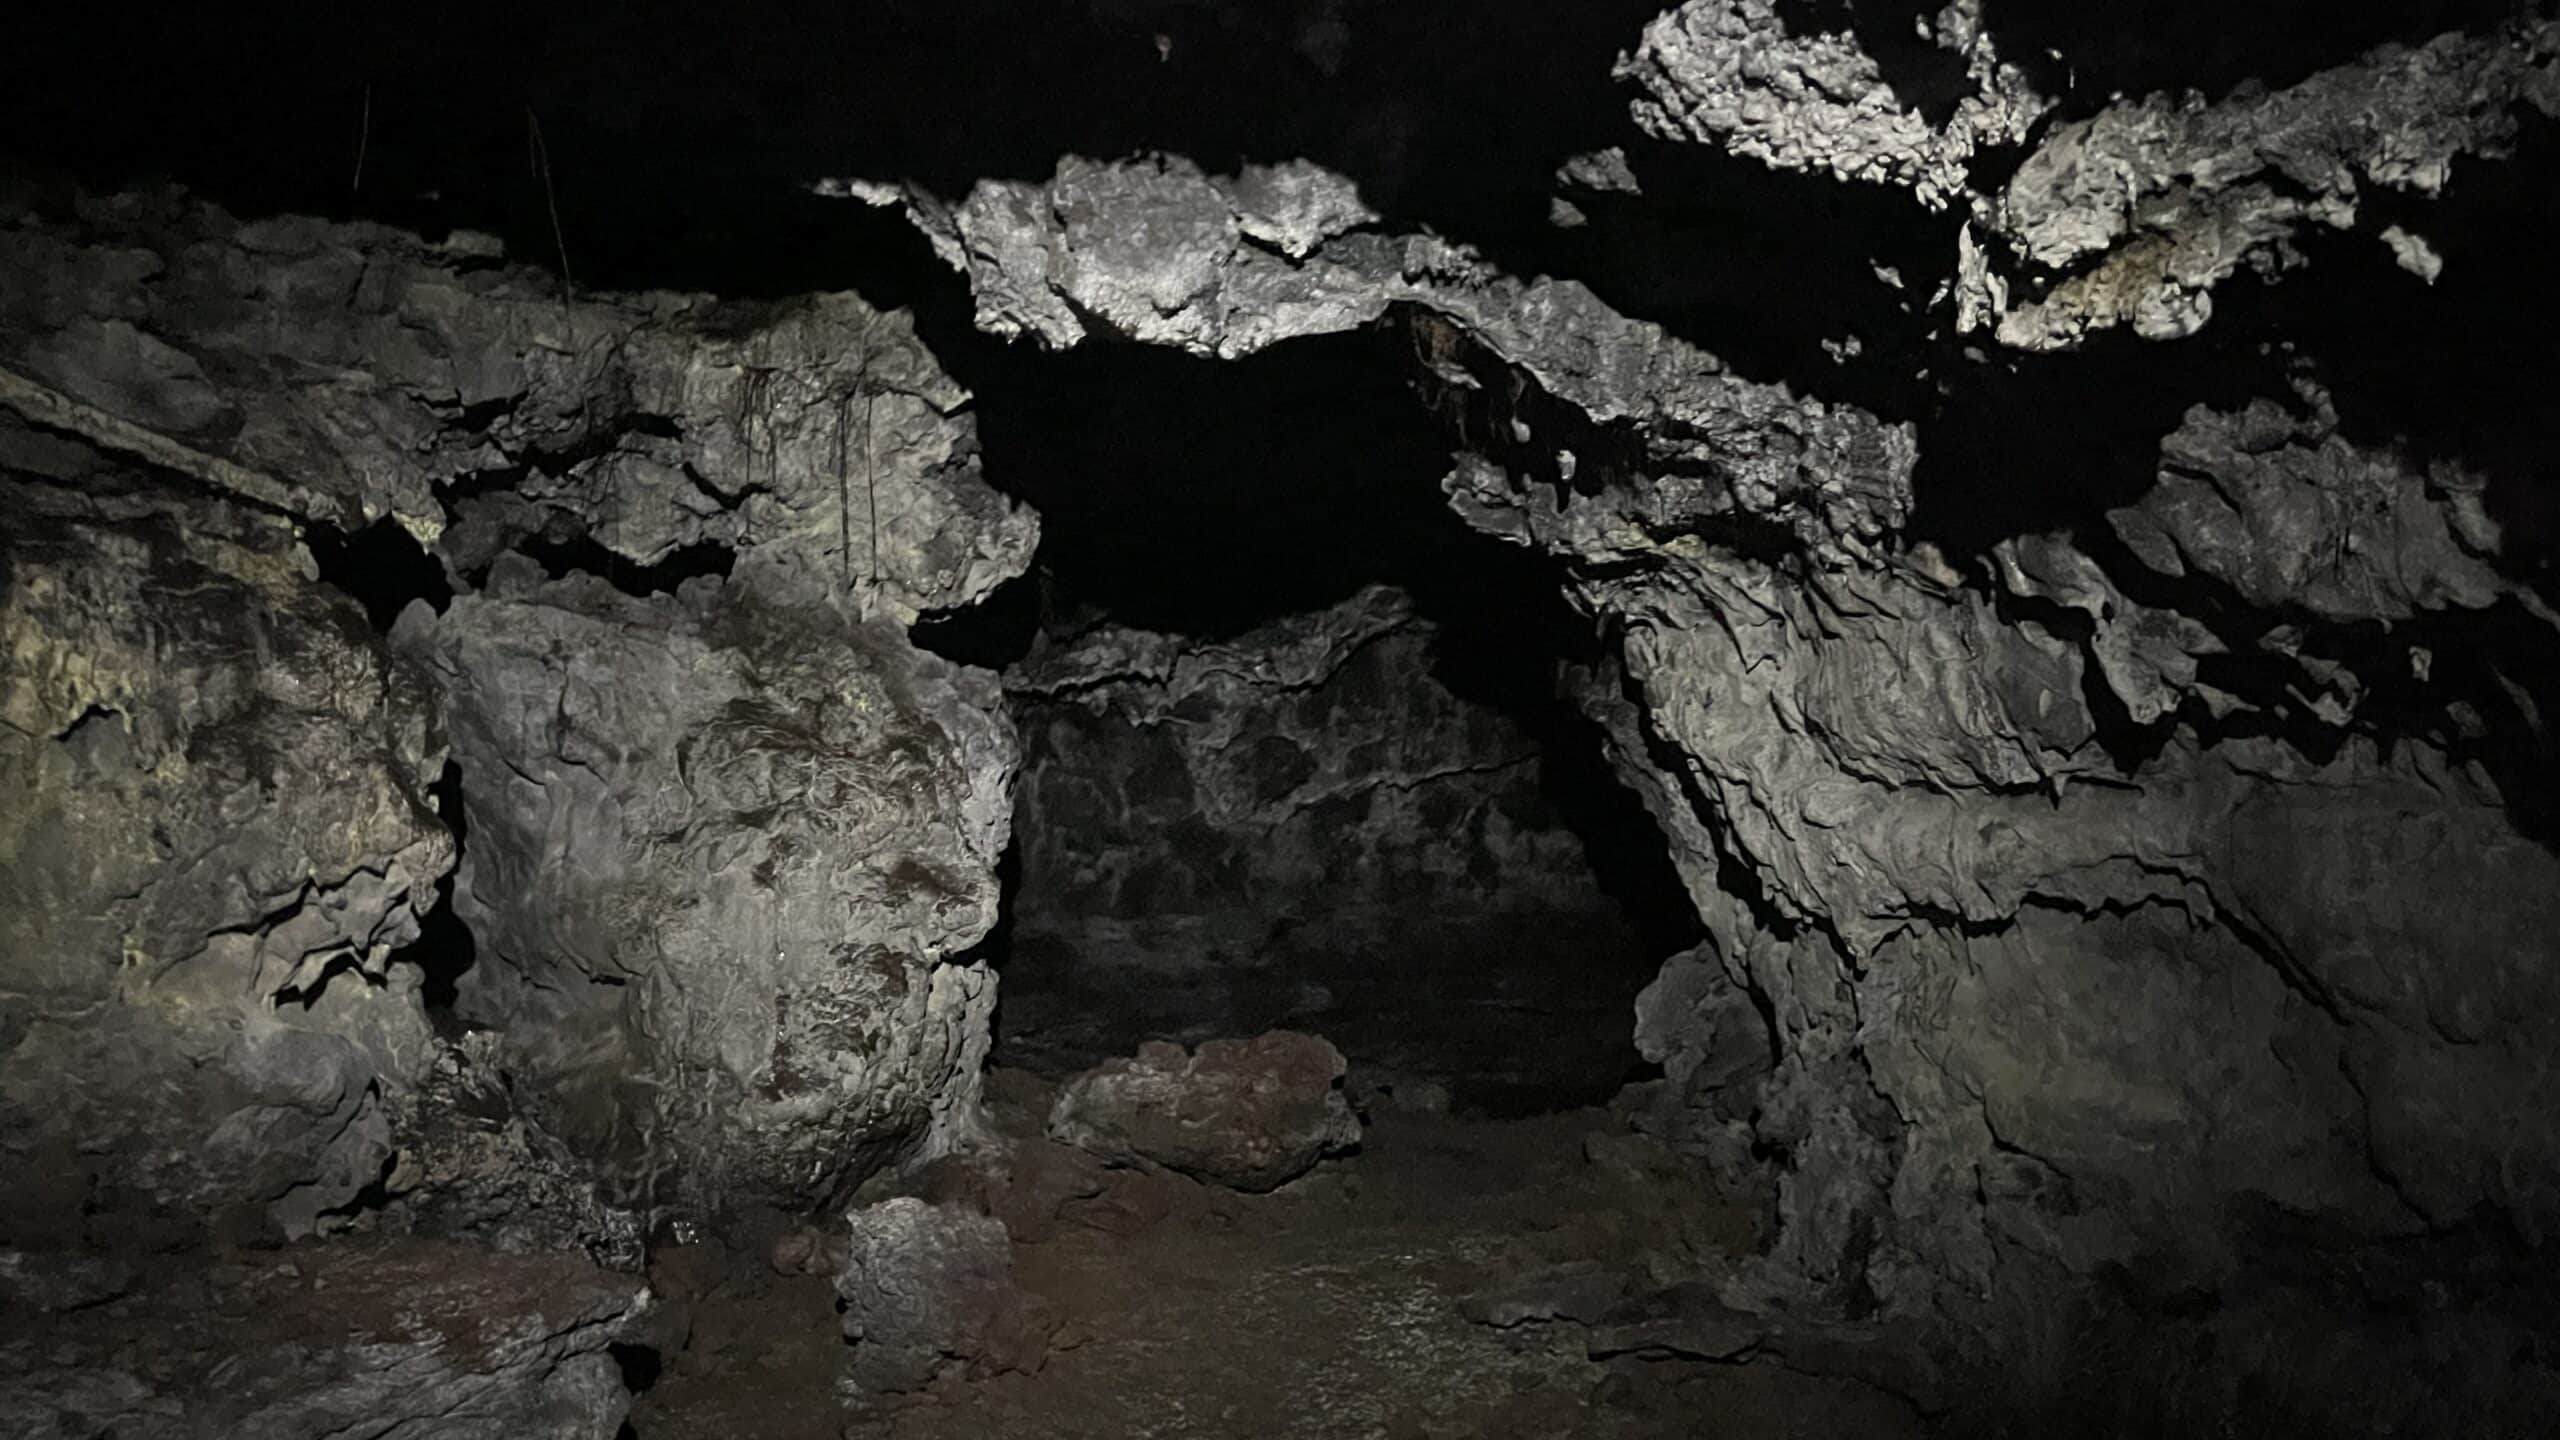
1001 585 1676 1109
0 467 451 1247
0 191 1037 1256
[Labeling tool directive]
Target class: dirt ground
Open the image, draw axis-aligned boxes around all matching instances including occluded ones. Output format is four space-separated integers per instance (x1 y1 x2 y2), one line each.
627 1080 1923 1440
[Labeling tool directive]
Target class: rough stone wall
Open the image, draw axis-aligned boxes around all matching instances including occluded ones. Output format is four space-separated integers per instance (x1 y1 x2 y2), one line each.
0 460 451 1246
1002 586 1672 1106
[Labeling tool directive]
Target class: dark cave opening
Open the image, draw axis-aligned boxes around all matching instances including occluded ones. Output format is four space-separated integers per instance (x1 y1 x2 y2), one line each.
934 326 1704 1116
304 514 455 632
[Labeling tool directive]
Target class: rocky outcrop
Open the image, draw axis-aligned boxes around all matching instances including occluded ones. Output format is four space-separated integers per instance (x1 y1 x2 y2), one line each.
398 560 1012 1222
0 1240 650 1439
1003 585 1677 1102
835 1197 1052 1396
0 460 450 1244
1047 1032 1363 1191
0 190 1036 622
1617 0 2048 210
1959 17 2560 349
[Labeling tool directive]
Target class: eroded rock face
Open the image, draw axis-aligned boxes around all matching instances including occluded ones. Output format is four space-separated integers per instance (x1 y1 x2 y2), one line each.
399 562 1011 1221
0 462 450 1244
1048 1032 1364 1191
835 1197 1052 1396
1619 0 2048 209
1960 17 2560 349
0 1240 649 1440
0 190 1036 622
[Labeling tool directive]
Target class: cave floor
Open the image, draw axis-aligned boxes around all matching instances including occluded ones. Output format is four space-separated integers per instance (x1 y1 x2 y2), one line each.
629 1094 1923 1440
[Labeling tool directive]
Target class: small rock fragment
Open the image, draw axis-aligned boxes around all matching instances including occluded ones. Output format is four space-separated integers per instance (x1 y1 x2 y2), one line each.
835 1198 1052 1397
1046 1031 1364 1192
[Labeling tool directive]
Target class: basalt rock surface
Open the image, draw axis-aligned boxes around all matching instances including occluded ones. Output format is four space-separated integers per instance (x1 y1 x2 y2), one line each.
835 1197 1053 1396
1959 17 2560 350
0 190 1037 623
3 189 1037 1259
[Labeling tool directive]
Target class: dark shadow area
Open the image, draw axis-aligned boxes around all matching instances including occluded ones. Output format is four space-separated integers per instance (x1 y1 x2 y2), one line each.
1906 327 2292 561
1535 137 1956 418
968 326 1494 637
398 761 480 1029
966 322 1701 1114
515 532 737 597
0 1 1651 307
305 515 455 632
1981 0 2522 115
2278 115 2560 585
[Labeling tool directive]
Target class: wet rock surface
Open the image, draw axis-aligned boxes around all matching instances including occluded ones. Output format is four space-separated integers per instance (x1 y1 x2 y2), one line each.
1047 1033 1366 1192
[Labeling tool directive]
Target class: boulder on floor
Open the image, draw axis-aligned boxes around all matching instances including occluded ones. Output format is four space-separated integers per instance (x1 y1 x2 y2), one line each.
835 1198 1053 1397
399 561 1013 1224
1046 1031 1364 1192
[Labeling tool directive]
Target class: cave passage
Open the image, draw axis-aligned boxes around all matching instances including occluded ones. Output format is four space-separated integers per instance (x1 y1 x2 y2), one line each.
932 328 1703 1116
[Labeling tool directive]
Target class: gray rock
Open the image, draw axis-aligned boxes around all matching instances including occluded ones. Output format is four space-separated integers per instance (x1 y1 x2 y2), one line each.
872 136 2560 1414
1004 586 1663 1099
1047 1032 1363 1191
835 1197 1051 1395
0 190 1038 623
399 564 1013 1221
1618 0 2048 210
0 1240 648 1440
0 469 450 1241
1962 18 2560 349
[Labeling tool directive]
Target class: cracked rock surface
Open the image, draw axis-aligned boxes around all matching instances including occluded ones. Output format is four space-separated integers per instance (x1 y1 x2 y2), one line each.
875 133 2560 1413
836 1197 1053 1396
1618 0 2048 210
1960 17 2560 349
0 190 1037 622
6 2 2560 1432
